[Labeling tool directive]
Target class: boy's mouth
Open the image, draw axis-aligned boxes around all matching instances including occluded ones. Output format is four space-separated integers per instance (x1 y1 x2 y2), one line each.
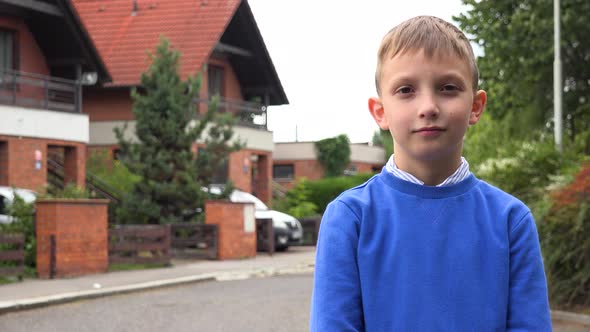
413 126 445 137
413 126 444 133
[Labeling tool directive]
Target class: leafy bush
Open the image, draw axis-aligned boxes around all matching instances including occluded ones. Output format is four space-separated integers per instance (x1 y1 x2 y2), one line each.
39 183 91 199
468 129 582 220
538 164 590 307
272 180 318 219
86 149 140 195
0 193 36 268
275 173 374 216
314 134 351 177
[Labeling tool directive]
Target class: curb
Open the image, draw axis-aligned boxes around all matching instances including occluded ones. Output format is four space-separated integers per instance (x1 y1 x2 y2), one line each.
551 310 590 327
0 265 315 315
0 273 216 315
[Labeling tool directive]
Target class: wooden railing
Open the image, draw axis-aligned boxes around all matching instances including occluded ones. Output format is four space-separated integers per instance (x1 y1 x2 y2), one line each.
300 217 322 246
256 218 274 255
170 223 218 259
0 233 25 279
0 69 80 113
108 225 171 265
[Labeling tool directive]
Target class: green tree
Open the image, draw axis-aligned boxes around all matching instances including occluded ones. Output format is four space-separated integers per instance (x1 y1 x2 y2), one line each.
115 37 239 224
314 134 351 177
455 0 590 146
372 129 393 158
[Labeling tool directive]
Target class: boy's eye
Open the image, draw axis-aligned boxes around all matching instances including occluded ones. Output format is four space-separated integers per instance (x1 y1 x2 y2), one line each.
396 86 414 94
440 84 460 92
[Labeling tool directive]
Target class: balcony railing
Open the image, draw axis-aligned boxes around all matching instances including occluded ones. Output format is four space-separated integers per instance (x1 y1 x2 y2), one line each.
0 69 81 113
194 96 267 130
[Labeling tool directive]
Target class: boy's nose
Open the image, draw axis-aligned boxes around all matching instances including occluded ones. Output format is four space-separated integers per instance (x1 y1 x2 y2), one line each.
418 94 439 119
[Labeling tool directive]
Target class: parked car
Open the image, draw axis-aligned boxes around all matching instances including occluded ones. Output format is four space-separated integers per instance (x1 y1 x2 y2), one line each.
207 187 303 251
0 186 36 224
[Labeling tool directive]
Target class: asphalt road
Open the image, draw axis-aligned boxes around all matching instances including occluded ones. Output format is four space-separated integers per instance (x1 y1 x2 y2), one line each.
0 272 587 331
0 273 313 332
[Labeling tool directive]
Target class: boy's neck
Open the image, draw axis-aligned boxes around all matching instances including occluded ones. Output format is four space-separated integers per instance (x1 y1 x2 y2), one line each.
394 154 463 186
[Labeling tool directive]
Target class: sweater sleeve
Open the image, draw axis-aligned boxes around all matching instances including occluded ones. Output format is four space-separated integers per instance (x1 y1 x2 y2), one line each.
506 212 552 331
310 200 364 332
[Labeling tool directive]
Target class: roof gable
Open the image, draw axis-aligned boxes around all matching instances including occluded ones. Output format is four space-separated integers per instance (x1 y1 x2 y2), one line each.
71 0 240 86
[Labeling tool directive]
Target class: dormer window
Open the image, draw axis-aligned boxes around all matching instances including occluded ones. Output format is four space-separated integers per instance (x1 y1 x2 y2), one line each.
208 65 224 98
0 30 17 73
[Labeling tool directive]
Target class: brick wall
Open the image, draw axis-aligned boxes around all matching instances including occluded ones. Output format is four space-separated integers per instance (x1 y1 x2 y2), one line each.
205 200 256 260
0 141 7 186
228 149 252 193
0 135 86 192
36 199 109 278
83 88 134 121
0 16 50 76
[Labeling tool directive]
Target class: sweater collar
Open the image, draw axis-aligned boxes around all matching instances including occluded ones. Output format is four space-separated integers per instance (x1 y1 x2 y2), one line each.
377 166 480 199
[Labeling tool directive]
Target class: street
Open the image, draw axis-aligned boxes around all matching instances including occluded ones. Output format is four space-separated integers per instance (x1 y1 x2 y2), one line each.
0 273 312 332
0 272 587 331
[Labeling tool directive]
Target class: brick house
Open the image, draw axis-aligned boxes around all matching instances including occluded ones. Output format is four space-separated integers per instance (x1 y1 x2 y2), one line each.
272 142 386 189
0 0 110 192
71 0 288 204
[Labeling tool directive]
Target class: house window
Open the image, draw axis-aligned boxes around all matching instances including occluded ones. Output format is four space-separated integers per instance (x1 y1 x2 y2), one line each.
208 65 224 98
273 164 294 181
0 30 16 73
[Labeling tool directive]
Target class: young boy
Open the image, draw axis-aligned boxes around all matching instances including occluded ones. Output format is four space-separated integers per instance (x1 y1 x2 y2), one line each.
310 16 551 331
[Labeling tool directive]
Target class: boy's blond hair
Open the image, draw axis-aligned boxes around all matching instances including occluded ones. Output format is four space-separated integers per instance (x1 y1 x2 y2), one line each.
375 16 479 95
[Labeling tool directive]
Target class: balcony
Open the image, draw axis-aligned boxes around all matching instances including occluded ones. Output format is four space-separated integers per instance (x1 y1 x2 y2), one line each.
0 69 81 113
194 96 267 130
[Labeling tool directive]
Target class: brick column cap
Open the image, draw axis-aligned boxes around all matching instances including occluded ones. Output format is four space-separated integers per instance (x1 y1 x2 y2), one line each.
36 198 110 205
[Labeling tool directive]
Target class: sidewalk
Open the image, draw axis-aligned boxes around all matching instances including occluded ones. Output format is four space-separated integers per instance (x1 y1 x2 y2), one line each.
0 246 316 314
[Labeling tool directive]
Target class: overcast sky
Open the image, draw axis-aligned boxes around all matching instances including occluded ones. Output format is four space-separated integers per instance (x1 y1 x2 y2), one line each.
248 0 472 143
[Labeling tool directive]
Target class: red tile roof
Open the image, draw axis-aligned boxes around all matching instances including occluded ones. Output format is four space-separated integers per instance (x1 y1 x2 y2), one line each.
71 0 240 86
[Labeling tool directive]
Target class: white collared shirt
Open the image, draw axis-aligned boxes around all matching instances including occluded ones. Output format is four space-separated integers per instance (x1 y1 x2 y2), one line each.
385 154 471 187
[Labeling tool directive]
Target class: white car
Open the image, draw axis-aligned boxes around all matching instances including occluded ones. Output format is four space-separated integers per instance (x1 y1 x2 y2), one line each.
208 188 304 250
0 186 36 224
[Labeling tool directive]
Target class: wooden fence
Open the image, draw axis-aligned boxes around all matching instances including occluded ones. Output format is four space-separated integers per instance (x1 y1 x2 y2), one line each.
0 233 25 278
300 217 322 246
108 225 171 265
170 223 217 259
256 218 274 255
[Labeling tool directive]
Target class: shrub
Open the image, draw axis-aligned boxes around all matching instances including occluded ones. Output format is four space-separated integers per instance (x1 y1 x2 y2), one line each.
538 164 590 308
39 183 91 199
304 173 374 214
272 180 318 219
86 149 140 195
472 135 581 220
0 193 36 268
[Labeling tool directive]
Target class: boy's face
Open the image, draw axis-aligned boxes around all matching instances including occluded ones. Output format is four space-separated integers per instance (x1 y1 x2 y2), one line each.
369 49 486 168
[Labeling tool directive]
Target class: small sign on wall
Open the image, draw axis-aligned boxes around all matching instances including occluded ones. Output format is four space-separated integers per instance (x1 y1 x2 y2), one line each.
243 204 255 233
34 150 42 171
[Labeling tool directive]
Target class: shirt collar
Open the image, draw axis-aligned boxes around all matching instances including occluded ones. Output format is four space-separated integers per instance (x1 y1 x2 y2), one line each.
385 154 471 187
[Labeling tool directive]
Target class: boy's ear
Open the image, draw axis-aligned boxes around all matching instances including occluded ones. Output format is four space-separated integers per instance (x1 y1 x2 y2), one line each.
368 97 389 130
469 90 487 125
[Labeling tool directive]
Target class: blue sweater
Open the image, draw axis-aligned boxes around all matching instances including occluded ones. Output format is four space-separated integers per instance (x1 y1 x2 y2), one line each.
310 170 551 331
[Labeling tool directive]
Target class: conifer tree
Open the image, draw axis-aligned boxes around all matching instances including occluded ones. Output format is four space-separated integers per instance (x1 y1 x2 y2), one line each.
115 37 240 224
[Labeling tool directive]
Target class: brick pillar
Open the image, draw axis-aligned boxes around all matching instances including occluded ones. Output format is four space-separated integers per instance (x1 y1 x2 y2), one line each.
256 153 272 205
205 200 256 260
0 141 7 186
36 199 109 278
64 146 86 189
228 150 252 193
